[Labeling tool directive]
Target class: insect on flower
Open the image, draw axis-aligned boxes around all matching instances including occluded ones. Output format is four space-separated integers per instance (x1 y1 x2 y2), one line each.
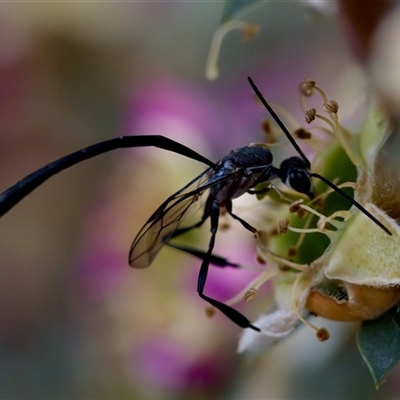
0 77 391 333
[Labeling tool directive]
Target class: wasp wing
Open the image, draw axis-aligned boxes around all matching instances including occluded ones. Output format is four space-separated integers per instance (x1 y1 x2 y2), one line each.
129 167 232 269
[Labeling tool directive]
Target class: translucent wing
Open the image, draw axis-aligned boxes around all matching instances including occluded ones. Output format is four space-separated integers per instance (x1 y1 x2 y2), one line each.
129 167 232 269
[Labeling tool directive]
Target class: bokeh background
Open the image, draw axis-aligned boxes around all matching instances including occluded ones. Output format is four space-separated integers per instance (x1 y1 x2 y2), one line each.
0 2 400 399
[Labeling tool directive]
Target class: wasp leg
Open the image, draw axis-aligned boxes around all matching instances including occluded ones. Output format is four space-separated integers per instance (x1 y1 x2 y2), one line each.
247 185 272 195
0 135 215 218
166 242 240 268
224 200 257 233
197 201 260 331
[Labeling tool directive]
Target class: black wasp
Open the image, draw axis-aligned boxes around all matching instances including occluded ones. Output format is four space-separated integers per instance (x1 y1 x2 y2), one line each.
0 77 391 332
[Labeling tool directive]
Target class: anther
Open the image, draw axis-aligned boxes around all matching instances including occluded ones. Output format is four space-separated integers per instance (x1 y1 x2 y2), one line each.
262 119 271 134
277 219 289 234
299 79 316 96
219 221 231 231
244 288 258 303
289 199 304 213
291 273 331 341
279 264 291 272
305 108 317 123
316 327 330 341
241 23 260 40
323 100 339 114
296 207 307 219
287 247 297 257
294 127 312 139
205 306 215 318
262 119 277 143
256 254 266 264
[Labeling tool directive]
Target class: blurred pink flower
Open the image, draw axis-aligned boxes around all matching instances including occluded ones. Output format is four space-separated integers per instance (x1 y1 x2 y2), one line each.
130 334 233 395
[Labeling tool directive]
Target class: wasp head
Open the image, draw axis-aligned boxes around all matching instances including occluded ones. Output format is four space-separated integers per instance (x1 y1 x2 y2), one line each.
279 156 314 199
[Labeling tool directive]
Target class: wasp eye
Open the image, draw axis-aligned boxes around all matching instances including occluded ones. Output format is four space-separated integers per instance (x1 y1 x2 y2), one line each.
288 171 312 195
280 157 313 198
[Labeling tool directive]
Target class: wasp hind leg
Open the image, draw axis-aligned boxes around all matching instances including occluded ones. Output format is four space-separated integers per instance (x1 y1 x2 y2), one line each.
196 201 260 331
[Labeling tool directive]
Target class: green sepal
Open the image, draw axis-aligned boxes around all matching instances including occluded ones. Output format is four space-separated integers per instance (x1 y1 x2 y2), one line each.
357 306 400 388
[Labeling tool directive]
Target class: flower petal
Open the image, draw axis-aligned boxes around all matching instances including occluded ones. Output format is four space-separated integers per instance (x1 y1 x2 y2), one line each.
238 310 299 354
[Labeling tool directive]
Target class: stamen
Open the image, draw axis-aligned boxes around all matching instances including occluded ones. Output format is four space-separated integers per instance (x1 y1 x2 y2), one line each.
262 107 302 146
285 203 349 240
256 241 310 272
219 221 231 231
308 125 335 137
262 119 277 144
316 328 330 341
329 111 359 166
206 21 259 80
224 268 279 306
322 210 351 229
256 254 266 264
316 218 328 231
300 79 329 103
291 273 330 342
241 24 260 40
262 119 271 133
299 80 328 113
290 212 314 252
313 86 329 103
308 181 356 206
312 112 337 131
268 184 296 203
289 199 304 213
296 207 307 219
300 79 359 166
298 203 350 231
288 226 326 234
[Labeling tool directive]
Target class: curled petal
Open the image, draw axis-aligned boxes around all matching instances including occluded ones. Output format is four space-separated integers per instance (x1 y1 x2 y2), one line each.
238 310 299 354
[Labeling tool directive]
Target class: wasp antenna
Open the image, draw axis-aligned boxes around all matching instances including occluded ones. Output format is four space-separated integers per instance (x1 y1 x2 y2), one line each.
248 76 310 169
311 172 392 236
